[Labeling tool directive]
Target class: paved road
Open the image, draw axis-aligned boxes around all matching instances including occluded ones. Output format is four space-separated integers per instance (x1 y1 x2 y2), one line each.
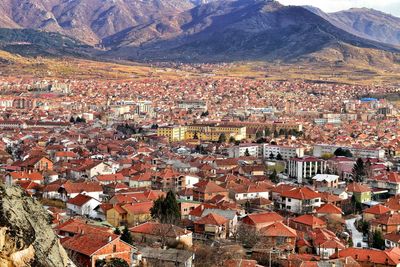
345 215 368 248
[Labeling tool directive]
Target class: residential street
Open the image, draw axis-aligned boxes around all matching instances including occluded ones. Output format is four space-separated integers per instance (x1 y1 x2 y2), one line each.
345 216 368 248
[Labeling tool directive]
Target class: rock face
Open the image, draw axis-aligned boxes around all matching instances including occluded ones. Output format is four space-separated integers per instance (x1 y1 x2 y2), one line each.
0 183 72 267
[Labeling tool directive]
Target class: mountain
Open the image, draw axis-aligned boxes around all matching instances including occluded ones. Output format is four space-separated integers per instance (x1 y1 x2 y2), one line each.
102 0 399 62
0 0 194 45
305 6 400 46
0 28 93 57
0 0 398 65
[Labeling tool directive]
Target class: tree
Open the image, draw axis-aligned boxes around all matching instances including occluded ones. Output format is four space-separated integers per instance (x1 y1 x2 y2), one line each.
193 132 199 139
270 169 279 184
218 133 227 143
269 152 275 160
120 226 133 245
69 116 75 123
352 158 366 182
256 130 263 140
244 149 250 157
372 230 385 250
113 227 121 235
236 224 260 248
150 190 181 224
96 258 129 267
334 148 353 158
276 153 283 161
229 136 236 143
264 127 271 137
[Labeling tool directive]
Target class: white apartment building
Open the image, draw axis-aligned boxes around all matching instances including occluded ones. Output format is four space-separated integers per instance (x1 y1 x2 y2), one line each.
263 144 304 160
313 144 385 159
228 144 262 158
287 156 327 184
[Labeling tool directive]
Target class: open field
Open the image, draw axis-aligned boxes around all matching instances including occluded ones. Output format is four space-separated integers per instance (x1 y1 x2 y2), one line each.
1 48 400 85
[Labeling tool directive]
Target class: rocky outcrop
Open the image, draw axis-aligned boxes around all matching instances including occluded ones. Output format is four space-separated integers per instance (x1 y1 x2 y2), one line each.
0 183 72 267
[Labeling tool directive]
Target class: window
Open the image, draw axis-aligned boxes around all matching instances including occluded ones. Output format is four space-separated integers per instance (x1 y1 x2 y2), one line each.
113 245 116 253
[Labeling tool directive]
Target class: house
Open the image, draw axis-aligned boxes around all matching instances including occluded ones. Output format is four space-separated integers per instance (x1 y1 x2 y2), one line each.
6 171 44 185
363 204 391 222
66 194 102 218
258 222 297 252
315 203 343 220
70 161 114 179
194 213 229 239
312 174 339 189
129 222 193 248
229 182 272 201
385 232 400 248
199 208 238 237
192 180 228 202
95 173 125 185
368 172 400 195
13 156 53 172
61 231 134 267
152 167 186 192
106 201 153 227
277 187 322 214
178 199 201 219
129 171 152 188
56 218 111 238
289 214 327 232
331 247 400 267
371 213 400 235
313 228 346 259
56 181 103 201
347 183 371 204
138 247 194 267
241 211 283 230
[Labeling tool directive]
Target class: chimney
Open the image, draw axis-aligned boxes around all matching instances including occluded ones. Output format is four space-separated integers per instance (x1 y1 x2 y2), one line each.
108 236 112 242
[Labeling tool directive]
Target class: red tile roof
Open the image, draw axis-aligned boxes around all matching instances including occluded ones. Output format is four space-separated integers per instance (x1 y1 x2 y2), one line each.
195 213 228 225
292 215 326 227
281 187 320 200
259 222 297 238
315 203 342 214
364 204 391 215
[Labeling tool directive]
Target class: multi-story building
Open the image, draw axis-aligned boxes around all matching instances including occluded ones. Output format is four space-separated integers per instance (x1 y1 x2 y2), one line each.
263 144 304 160
313 144 385 159
227 144 262 158
185 123 246 142
287 156 327 184
177 100 207 110
157 126 187 142
277 187 322 214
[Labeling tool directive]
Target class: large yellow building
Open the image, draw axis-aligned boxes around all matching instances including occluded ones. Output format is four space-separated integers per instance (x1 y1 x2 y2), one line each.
186 124 246 141
157 123 246 142
157 126 187 142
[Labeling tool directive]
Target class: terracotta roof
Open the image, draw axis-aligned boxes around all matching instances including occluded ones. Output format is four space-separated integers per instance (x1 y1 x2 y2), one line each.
372 213 400 226
347 183 371 193
61 232 119 256
242 212 283 226
315 203 342 214
259 222 297 238
364 204 391 215
292 215 326 227
332 247 400 265
195 213 228 225
281 187 320 200
194 180 227 194
67 194 96 206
